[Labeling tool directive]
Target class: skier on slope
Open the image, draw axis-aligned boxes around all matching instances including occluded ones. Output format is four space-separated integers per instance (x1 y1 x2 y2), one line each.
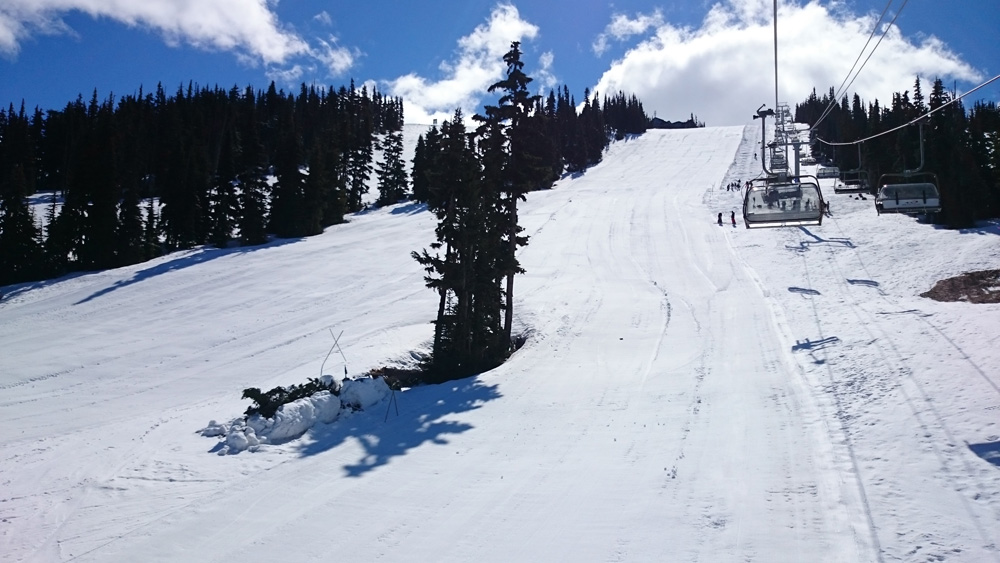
717 212 723 226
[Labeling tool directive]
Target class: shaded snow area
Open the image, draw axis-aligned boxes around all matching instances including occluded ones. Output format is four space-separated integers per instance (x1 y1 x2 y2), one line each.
2 124 999 562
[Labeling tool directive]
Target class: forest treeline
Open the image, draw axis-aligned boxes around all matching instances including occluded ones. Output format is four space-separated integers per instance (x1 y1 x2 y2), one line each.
796 77 1000 228
0 80 404 286
0 72 648 288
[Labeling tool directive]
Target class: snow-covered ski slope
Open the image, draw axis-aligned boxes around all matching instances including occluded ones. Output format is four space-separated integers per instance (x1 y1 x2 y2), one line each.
2 125 999 562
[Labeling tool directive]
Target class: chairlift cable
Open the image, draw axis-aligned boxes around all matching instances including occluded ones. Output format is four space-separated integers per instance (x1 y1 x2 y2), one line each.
815 72 1000 147
810 0 896 129
816 0 908 127
811 0 906 131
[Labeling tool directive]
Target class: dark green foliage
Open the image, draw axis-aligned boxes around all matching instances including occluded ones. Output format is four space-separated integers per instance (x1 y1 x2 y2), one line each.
411 126 442 206
413 110 494 380
0 79 403 284
241 377 339 419
796 77 1000 227
603 91 649 139
0 165 43 285
375 131 409 206
414 42 576 382
411 43 658 382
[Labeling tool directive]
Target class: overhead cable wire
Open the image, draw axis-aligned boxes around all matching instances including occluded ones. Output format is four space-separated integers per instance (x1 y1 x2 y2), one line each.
810 0 895 129
815 72 1000 147
811 0 907 131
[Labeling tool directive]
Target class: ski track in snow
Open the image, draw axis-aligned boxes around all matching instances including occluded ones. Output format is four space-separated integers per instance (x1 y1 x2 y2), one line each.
2 124 999 562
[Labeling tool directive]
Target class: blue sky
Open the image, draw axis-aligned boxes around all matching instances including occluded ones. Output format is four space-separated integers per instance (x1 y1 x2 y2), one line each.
0 1 996 127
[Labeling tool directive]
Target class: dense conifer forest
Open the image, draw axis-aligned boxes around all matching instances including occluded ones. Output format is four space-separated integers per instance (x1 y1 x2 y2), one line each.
0 80 403 286
797 77 1000 228
0 64 649 291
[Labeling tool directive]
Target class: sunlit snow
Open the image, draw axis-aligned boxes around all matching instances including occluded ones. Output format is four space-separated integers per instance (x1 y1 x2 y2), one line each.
2 123 999 562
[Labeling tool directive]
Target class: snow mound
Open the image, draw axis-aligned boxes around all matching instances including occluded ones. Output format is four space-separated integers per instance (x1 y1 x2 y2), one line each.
204 378 392 455
340 376 391 410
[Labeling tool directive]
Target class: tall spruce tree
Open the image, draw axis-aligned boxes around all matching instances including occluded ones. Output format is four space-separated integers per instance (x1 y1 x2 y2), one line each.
413 110 495 379
478 41 546 347
375 131 408 206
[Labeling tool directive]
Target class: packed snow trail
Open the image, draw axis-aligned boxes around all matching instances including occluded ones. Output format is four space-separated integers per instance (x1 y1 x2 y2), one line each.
3 125 999 562
43 127 868 562
719 126 1000 562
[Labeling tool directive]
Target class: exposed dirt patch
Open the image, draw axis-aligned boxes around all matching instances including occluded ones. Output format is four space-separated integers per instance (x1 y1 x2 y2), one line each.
921 269 1000 304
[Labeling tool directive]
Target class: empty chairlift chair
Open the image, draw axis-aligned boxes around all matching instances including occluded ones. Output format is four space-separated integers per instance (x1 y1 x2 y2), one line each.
835 144 870 194
743 175 825 228
875 172 942 215
835 169 871 194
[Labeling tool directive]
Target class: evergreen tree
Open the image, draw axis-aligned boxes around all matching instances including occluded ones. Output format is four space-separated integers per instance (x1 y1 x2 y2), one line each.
207 125 240 247
269 102 307 238
238 89 270 246
413 110 490 379
375 131 409 206
479 41 549 348
344 80 374 212
412 125 442 206
0 164 42 285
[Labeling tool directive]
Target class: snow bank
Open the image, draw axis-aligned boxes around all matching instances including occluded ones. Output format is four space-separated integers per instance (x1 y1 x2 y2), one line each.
340 376 391 410
203 378 391 455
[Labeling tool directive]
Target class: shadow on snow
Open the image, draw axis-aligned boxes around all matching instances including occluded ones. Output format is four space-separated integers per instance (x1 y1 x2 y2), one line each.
788 286 821 296
74 238 301 304
293 376 502 478
967 441 1000 468
785 226 856 252
932 218 1000 237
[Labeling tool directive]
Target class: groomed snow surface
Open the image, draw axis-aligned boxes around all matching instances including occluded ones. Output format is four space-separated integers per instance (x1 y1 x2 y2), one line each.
2 124 999 562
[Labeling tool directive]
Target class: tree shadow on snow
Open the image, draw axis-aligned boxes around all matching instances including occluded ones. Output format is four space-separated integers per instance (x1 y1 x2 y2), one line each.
74 238 301 304
389 202 427 216
967 441 1000 468
933 218 1000 237
294 376 502 477
1 271 92 302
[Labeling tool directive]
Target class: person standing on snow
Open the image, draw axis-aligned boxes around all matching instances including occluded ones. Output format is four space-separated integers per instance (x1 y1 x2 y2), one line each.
731 210 736 226
717 212 723 226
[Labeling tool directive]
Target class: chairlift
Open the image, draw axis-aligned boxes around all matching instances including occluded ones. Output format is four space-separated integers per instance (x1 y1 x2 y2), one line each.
874 121 942 216
875 172 941 215
835 169 871 194
743 174 825 228
745 104 825 228
835 144 871 194
816 165 840 179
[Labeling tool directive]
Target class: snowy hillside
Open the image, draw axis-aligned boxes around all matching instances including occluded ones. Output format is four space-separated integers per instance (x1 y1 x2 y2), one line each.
2 124 998 562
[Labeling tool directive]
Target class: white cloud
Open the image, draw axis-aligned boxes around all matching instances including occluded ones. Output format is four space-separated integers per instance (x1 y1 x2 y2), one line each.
313 11 332 27
266 64 305 86
591 0 983 126
592 10 664 56
0 0 365 92
0 0 311 63
536 50 558 92
385 3 539 125
312 36 357 77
